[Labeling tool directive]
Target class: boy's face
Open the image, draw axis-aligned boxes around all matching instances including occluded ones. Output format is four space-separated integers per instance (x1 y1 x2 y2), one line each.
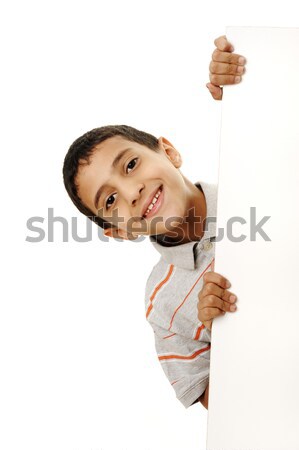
76 135 189 240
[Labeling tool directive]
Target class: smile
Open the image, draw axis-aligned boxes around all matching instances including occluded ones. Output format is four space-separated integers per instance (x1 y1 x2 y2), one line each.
143 185 163 219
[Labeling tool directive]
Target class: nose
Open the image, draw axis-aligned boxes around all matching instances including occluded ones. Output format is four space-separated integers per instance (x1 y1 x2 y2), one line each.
123 181 145 207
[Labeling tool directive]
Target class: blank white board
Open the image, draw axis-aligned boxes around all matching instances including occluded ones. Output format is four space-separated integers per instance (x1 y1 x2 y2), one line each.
206 27 299 450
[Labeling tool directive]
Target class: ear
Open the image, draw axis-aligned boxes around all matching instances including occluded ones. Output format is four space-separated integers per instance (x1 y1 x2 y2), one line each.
158 136 182 168
103 227 139 241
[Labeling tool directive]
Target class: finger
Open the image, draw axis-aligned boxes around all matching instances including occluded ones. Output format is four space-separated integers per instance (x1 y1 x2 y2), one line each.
209 61 245 76
214 35 234 52
209 73 242 86
201 306 226 321
202 283 237 304
203 271 231 289
213 49 246 66
206 83 222 100
201 294 237 313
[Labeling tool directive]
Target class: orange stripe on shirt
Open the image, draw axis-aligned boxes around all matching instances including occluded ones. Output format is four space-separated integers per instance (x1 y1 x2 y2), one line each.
146 264 174 318
168 260 214 331
163 333 176 339
158 344 211 361
194 324 205 340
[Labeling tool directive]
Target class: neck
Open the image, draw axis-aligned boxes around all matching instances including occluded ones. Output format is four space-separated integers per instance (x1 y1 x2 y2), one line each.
156 179 207 246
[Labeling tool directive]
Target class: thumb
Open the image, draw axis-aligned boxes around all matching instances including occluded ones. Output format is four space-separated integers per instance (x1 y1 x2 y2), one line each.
206 83 223 101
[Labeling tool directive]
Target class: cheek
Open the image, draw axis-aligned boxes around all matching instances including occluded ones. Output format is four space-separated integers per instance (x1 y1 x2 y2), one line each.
164 192 187 222
106 206 136 230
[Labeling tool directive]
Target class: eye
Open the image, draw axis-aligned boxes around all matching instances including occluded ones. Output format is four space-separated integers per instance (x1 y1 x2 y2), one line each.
126 157 138 173
105 158 138 210
105 193 116 210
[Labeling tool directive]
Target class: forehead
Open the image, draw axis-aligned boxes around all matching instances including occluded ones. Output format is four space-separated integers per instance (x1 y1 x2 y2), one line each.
82 135 153 169
78 135 152 181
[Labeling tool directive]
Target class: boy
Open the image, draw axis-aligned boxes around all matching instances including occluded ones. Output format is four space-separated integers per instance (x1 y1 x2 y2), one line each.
63 35 245 410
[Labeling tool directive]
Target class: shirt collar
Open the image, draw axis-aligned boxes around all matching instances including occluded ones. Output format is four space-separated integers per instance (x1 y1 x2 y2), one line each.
149 180 218 270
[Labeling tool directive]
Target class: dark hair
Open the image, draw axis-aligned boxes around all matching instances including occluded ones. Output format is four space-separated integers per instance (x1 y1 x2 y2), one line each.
62 124 160 229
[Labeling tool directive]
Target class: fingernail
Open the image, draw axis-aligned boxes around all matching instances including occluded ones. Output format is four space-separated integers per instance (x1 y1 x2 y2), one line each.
238 56 246 64
229 295 237 302
237 66 244 74
226 280 231 288
235 76 241 83
230 305 237 312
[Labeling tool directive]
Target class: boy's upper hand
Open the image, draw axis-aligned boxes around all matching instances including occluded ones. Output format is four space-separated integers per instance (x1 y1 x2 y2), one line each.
197 271 238 331
207 35 246 101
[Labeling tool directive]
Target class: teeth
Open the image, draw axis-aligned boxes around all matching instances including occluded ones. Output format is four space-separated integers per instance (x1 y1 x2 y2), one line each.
144 188 162 218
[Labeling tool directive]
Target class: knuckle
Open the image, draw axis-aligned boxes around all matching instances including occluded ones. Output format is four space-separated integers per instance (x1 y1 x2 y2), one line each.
203 273 210 283
205 283 213 294
212 49 220 60
210 74 218 84
209 61 216 72
225 64 233 74
198 290 204 300
227 53 234 64
201 296 208 307
206 307 213 316
202 307 208 317
206 295 214 306
199 310 206 320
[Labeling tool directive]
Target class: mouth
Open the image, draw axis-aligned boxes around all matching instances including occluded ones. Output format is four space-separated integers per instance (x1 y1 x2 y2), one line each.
142 185 164 219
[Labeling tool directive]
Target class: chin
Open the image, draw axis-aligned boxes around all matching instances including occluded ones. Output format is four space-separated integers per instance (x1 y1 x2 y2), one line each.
165 211 185 227
154 220 181 236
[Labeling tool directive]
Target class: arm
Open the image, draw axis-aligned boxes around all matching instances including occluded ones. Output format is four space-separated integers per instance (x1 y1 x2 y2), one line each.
150 321 211 409
196 272 238 410
198 382 209 409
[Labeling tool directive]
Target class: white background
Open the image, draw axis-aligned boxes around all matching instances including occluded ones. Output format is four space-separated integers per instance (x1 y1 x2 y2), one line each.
1 2 298 450
206 26 299 450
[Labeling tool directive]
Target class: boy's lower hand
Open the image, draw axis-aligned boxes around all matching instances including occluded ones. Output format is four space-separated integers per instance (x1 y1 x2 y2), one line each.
207 35 246 100
197 271 238 331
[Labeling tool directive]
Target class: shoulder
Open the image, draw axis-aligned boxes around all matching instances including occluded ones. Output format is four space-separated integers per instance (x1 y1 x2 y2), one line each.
144 257 174 298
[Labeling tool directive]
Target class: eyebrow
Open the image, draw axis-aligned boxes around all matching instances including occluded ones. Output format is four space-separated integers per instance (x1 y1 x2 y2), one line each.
93 147 132 211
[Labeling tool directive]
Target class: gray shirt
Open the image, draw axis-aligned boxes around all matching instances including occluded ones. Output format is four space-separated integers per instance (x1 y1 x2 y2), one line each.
144 180 218 408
